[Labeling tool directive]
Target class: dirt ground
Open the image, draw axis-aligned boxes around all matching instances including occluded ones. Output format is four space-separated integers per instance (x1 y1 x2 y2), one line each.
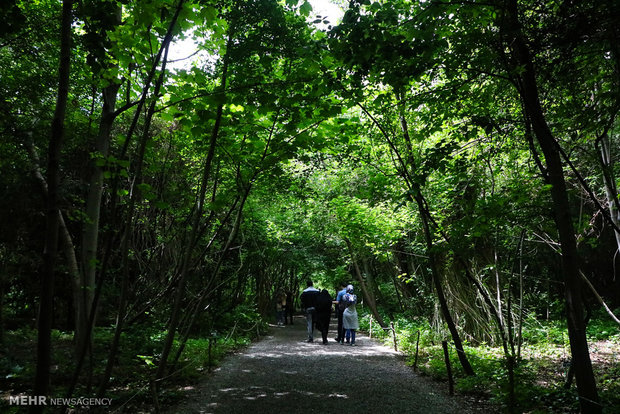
165 316 498 414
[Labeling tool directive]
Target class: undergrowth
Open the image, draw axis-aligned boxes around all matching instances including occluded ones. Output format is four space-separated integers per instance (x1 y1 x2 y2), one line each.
359 309 620 413
0 304 269 412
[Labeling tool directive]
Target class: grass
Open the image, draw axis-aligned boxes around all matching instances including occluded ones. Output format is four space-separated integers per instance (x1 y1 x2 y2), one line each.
0 306 269 412
359 310 620 413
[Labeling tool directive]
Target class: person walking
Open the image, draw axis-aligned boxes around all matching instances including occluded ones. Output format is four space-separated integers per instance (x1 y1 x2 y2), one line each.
300 280 320 342
342 284 359 346
275 290 286 326
334 282 347 343
284 290 294 325
315 289 333 345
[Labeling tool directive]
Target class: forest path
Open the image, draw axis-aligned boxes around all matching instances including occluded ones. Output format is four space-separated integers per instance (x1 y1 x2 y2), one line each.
166 315 490 413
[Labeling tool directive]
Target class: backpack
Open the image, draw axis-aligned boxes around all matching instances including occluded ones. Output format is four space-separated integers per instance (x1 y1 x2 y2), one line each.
315 289 332 312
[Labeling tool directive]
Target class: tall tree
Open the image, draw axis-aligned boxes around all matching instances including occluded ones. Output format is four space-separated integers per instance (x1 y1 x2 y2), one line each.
501 1 600 410
33 0 73 407
76 0 123 363
328 2 477 375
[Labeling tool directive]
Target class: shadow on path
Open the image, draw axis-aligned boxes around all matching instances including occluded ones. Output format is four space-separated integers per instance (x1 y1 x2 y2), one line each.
166 315 479 414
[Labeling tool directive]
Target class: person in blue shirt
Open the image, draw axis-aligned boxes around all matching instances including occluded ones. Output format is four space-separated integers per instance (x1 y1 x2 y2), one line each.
334 282 347 343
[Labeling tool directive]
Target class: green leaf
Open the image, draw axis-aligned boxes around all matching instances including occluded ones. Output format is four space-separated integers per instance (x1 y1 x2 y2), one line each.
154 200 170 210
137 183 153 193
300 1 312 17
201 5 217 23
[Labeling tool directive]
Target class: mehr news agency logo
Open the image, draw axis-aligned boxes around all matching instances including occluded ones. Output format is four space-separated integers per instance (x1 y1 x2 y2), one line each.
8 395 112 407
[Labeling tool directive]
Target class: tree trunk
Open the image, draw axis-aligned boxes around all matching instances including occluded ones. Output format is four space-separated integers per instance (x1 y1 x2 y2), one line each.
393 238 414 298
33 0 73 408
97 35 177 397
518 230 525 361
505 1 601 410
345 238 387 328
154 29 231 386
79 80 121 355
27 141 81 340
361 256 381 309
494 249 503 327
171 189 250 367
77 0 124 362
413 192 476 376
0 263 4 344
391 272 405 312
596 134 620 260
360 90 475 375
396 92 473 375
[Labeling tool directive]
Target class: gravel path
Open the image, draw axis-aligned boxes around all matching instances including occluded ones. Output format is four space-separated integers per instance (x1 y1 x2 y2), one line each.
166 316 489 414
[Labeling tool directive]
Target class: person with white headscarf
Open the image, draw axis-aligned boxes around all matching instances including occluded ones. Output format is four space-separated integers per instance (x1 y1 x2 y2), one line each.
341 284 359 346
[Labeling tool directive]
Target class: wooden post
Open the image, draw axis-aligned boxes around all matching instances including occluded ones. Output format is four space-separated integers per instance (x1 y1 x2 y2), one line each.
413 330 420 371
369 317 373 339
391 322 398 352
442 340 454 395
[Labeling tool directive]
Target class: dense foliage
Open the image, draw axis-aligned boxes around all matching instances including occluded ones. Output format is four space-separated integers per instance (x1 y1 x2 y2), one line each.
0 0 618 412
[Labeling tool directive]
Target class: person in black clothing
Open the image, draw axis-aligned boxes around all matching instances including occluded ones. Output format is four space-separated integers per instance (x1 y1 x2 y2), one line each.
284 291 294 325
314 289 333 345
275 290 286 326
300 280 320 342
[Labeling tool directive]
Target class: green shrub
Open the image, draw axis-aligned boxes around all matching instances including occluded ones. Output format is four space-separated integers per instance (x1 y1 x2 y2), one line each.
521 315 569 346
586 310 620 341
